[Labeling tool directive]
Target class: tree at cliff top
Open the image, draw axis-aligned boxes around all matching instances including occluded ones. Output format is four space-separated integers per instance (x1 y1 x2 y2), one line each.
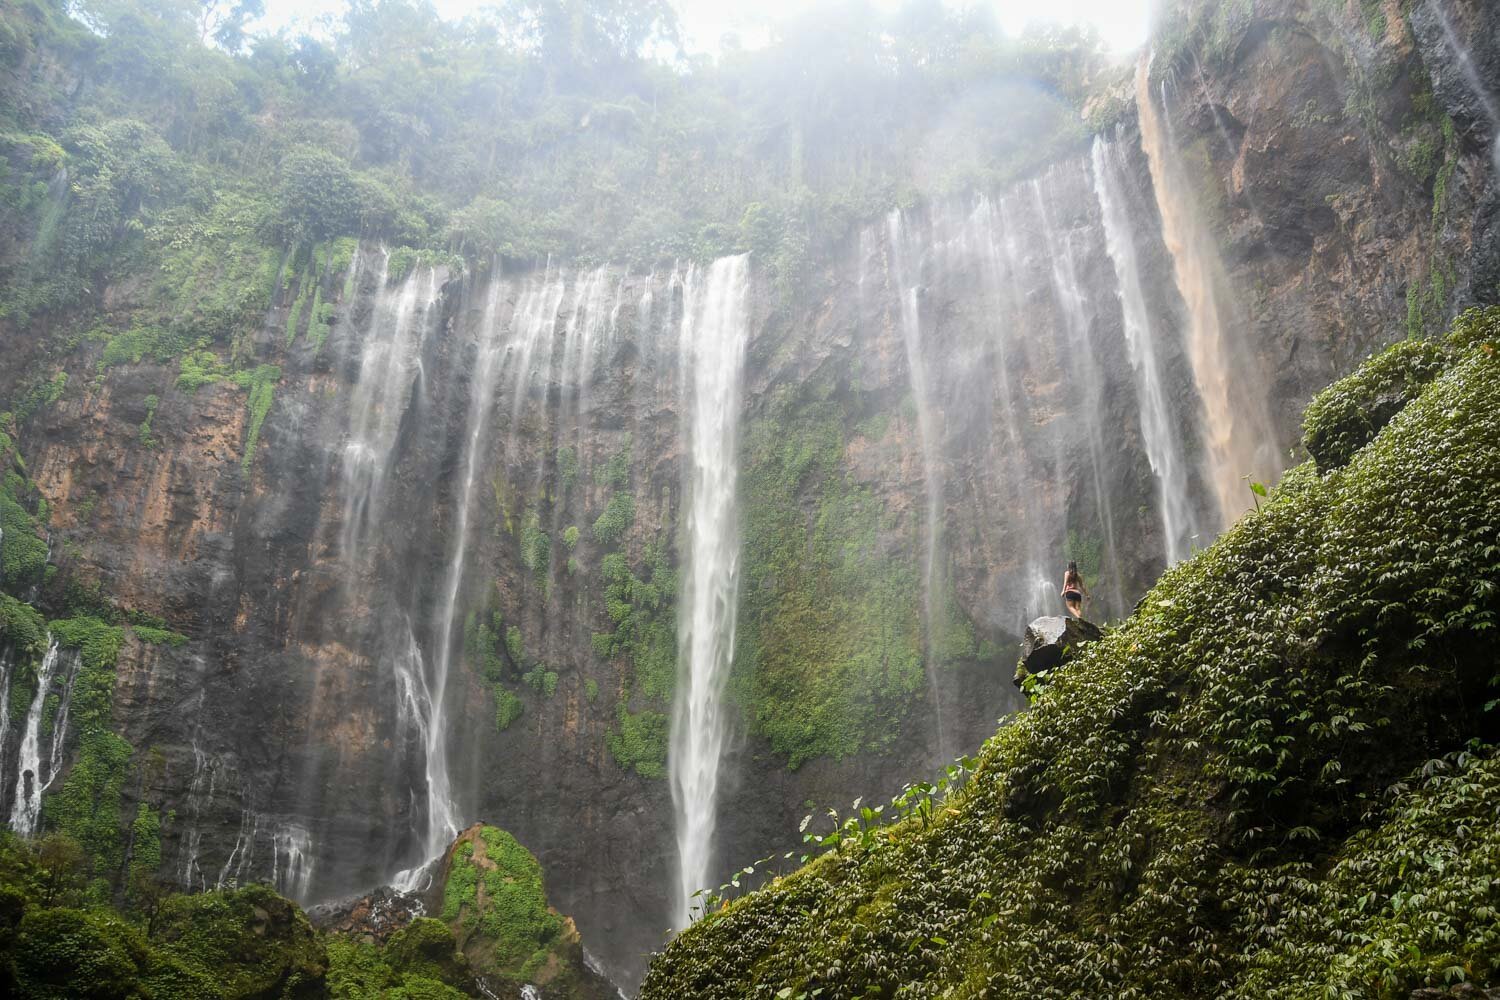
0 0 1105 335
640 308 1500 998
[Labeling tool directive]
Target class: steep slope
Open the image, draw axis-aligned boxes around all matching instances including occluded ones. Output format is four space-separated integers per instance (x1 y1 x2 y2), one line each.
640 309 1500 998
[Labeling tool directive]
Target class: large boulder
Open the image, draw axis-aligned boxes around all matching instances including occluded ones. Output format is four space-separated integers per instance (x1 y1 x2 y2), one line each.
1013 615 1102 688
437 824 619 1000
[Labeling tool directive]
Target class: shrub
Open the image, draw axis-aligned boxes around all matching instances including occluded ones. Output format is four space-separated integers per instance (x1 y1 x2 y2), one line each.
1302 338 1447 471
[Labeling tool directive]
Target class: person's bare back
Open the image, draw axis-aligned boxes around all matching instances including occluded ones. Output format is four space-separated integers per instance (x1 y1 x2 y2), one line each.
1061 560 1087 618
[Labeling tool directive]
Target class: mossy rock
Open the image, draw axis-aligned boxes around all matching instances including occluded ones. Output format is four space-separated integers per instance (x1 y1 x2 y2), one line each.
150 884 327 998
436 825 615 998
641 319 1500 998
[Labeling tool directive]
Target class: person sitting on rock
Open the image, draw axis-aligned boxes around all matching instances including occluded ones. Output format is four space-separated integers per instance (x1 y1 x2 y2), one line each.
1061 561 1087 619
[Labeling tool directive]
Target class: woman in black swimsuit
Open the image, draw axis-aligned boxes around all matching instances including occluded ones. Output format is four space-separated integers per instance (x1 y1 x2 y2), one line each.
1061 561 1087 618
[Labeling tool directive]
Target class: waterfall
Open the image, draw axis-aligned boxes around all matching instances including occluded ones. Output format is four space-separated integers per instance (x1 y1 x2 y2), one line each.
0 642 13 781
1091 136 1202 564
178 727 220 891
9 637 79 835
217 809 261 889
396 273 512 885
506 263 569 436
1029 171 1126 616
389 620 446 888
1427 0 1500 176
339 256 442 563
1135 55 1280 527
884 210 949 757
332 251 461 886
273 822 315 900
669 254 750 929
977 194 1066 623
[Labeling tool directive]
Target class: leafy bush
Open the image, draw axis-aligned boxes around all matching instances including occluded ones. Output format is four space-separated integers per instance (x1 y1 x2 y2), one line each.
606 701 669 779
590 493 634 547
493 689 523 732
1302 337 1447 471
271 147 364 245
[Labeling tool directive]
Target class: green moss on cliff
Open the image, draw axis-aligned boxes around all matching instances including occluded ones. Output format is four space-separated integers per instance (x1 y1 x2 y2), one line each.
229 364 280 476
594 543 676 777
42 617 129 877
642 313 1500 998
735 387 936 768
1 469 50 588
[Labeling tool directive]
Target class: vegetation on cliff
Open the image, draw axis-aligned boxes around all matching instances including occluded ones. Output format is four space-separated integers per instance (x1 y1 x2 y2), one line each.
640 309 1500 998
0 818 603 998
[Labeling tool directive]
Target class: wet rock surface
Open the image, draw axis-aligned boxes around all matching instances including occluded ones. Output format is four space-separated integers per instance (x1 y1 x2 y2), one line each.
1014 616 1104 687
308 886 426 945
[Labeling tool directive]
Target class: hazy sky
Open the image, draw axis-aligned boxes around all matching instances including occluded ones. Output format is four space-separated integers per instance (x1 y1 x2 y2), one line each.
251 0 1155 54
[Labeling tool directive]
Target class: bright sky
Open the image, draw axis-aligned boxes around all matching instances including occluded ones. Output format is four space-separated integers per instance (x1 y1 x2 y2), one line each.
250 0 1154 54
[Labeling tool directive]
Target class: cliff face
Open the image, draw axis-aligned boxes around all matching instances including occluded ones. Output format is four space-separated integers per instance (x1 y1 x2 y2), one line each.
0 0 1496 991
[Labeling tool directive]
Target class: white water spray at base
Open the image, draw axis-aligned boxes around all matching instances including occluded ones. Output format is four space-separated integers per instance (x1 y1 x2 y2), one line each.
669 254 751 930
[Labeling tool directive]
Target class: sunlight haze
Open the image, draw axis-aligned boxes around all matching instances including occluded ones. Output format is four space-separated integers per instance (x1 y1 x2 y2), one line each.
251 0 1155 53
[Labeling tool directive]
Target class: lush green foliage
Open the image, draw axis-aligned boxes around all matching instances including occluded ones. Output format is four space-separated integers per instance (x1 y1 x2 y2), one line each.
1302 337 1447 471
0 830 334 999
593 545 676 778
642 319 1500 998
440 826 564 985
0 0 1106 367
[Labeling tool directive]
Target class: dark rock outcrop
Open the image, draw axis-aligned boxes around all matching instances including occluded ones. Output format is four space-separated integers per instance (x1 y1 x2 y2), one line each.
308 886 426 946
1014 615 1103 687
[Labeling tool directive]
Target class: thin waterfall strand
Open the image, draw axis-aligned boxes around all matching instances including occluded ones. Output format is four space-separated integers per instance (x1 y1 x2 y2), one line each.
1029 172 1125 616
395 273 513 886
884 211 949 757
1427 0 1500 176
8 636 73 835
1090 136 1202 564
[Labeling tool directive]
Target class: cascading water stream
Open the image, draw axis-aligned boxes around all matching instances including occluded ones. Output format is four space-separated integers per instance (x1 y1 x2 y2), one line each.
991 193 1076 622
333 251 450 885
503 265 569 481
0 642 13 780
1426 0 1500 176
1090 136 1202 564
393 274 513 888
884 211 950 757
669 254 750 930
340 255 442 564
9 636 78 835
1029 172 1125 617
1135 55 1280 527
